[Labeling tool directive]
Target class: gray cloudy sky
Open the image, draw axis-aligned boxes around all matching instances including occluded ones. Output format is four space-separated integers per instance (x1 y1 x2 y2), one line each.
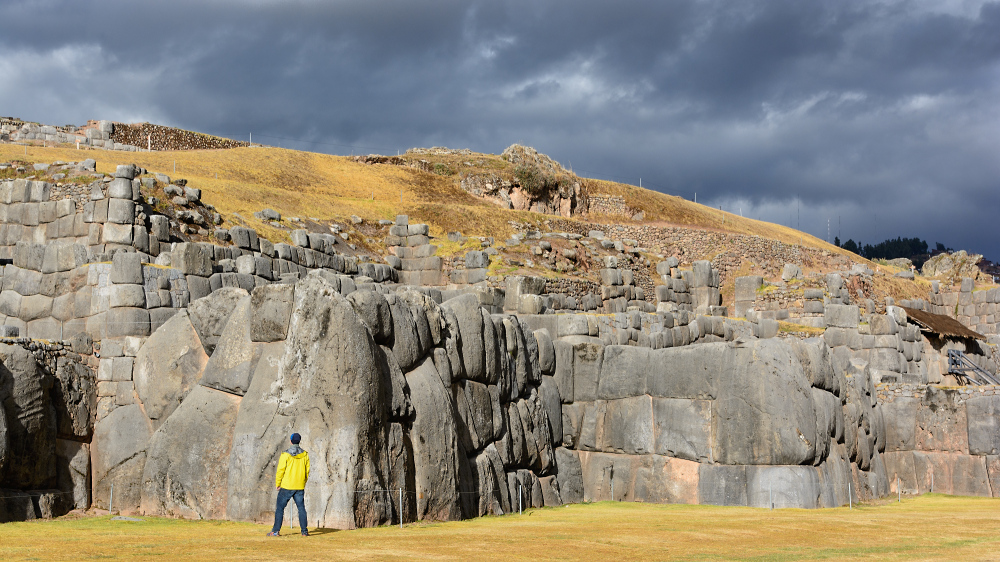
2 1 998 258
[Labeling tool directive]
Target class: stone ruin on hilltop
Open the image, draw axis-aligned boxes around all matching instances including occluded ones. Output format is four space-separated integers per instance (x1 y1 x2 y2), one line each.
1 158 999 526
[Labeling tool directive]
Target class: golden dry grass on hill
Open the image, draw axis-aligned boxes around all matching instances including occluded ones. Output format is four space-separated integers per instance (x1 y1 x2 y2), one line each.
2 495 999 561
0 143 851 259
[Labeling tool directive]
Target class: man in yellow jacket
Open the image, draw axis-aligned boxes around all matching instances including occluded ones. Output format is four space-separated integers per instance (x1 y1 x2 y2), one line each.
268 433 311 536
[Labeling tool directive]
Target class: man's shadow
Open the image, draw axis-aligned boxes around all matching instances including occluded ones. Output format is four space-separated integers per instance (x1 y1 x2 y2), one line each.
306 527 338 536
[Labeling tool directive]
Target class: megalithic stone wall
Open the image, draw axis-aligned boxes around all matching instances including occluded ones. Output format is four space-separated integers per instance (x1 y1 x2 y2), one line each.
3 158 1000 524
89 278 563 528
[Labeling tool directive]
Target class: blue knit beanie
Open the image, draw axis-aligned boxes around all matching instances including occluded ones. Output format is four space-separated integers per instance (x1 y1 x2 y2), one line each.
290 433 301 444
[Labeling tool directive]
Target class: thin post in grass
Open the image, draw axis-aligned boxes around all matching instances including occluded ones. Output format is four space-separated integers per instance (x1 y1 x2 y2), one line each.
898 476 901 502
109 483 114 514
769 479 772 510
399 488 403 529
518 483 522 515
848 481 852 510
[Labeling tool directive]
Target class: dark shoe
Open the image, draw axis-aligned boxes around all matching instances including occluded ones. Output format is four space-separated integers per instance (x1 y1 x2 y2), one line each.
301 530 310 536
267 531 280 537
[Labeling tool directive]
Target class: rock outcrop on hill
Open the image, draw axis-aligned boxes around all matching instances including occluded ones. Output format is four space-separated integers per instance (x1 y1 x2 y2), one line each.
922 251 983 281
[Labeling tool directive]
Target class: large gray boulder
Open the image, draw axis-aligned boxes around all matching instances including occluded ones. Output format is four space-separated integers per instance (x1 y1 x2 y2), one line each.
698 464 747 506
881 397 918 452
140 386 241 519
188 287 250 355
348 290 393 343
0 346 56 489
441 294 485 382
967 395 1000 456
406 357 463 521
133 311 210 427
711 340 818 465
199 298 263 396
376 345 413 421
226 274 393 529
788 339 837 394
52 360 96 440
56 439 90 510
599 346 650 399
386 297 423 372
746 465 820 508
538 376 562 447
91 403 153 512
646 344 718 400
652 397 713 462
250 284 295 343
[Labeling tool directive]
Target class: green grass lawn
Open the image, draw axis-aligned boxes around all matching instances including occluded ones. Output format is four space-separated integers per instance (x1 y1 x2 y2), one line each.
2 494 998 561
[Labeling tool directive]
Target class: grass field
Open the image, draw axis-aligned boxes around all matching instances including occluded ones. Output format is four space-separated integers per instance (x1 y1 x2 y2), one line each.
2 495 999 561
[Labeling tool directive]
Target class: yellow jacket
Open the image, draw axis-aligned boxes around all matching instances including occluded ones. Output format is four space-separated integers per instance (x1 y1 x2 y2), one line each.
275 447 310 490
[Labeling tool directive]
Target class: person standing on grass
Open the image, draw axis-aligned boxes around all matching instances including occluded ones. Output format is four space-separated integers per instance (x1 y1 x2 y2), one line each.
267 433 311 537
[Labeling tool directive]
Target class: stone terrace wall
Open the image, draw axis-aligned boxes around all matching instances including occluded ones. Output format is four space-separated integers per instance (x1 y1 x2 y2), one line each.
919 279 1000 337
877 383 1000 497
587 195 631 218
6 120 142 152
109 123 249 151
536 324 890 507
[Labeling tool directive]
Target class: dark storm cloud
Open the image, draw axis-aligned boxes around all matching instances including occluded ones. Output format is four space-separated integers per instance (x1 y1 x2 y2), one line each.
2 0 998 257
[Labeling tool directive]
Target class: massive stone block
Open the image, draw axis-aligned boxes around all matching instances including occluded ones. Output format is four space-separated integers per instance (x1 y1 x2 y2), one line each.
133 310 210 426
552 340 575 403
249 284 294 343
406 357 463 521
966 395 1000 456
91 403 153 512
881 397 918 452
652 397 712 462
915 387 968 453
569 338 604 402
631 454 700 505
199 299 264 396
698 464 747 506
746 465 821 509
56 439 90 510
554 447 584 504
911 451 992 496
598 345 649 399
711 340 818 466
601 396 654 455
0 346 56 489
646 344 718 400
348 290 393 343
187 287 249 355
140 386 241 519
441 294 485 382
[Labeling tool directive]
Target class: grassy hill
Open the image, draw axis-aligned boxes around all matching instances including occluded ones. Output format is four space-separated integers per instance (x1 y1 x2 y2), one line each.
0 142 850 258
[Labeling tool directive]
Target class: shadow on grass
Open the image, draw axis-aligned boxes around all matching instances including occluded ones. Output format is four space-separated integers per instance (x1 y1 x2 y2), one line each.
306 527 339 536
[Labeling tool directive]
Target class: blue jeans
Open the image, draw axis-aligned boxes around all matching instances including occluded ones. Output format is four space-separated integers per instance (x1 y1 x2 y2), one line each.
271 488 307 533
